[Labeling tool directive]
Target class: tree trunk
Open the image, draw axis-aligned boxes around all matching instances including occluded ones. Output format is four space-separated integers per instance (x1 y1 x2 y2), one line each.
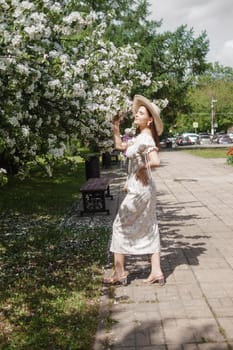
85 155 100 180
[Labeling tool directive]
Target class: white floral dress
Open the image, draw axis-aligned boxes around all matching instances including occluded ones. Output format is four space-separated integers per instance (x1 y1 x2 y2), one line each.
110 133 160 255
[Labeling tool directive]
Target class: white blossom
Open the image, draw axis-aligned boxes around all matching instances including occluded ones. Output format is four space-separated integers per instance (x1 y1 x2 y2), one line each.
63 12 84 25
13 156 20 163
35 118 43 128
0 0 165 180
48 79 61 89
0 0 9 9
0 168 7 174
49 143 66 158
22 126 30 137
49 50 60 58
16 63 29 76
26 84 35 93
20 1 35 10
0 60 7 71
12 35 22 47
24 26 39 40
9 117 20 127
45 164 52 177
50 3 62 13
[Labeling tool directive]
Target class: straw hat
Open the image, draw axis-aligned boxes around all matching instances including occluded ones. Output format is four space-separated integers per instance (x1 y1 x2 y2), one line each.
132 95 163 136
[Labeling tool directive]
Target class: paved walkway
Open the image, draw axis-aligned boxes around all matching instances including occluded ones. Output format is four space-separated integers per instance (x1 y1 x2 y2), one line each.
93 150 233 350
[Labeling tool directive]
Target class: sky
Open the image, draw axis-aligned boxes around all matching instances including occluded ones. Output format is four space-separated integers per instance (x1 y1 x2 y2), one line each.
148 0 233 68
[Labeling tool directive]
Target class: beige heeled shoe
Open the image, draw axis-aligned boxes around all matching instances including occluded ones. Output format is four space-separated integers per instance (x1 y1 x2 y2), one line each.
103 273 128 286
143 274 165 286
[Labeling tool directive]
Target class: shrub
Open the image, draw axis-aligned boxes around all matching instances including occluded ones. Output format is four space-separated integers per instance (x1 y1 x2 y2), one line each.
226 147 233 165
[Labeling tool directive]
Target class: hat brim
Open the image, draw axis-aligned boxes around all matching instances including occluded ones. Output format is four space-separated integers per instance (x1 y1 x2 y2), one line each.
133 95 163 136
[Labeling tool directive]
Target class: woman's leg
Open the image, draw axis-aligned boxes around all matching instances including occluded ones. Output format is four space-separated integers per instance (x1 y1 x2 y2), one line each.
144 252 164 285
104 253 127 285
114 253 126 277
150 252 163 277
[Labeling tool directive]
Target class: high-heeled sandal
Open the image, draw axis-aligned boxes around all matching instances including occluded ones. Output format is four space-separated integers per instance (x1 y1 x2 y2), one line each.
103 273 128 286
143 274 165 286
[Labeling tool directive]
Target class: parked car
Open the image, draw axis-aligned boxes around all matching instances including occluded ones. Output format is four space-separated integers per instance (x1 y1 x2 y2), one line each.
211 133 226 144
217 134 233 144
181 133 199 144
197 134 211 145
160 137 173 148
228 133 233 142
176 135 192 146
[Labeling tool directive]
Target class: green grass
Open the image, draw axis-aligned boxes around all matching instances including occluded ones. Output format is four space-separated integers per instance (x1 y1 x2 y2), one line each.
182 147 229 159
0 158 110 350
0 158 85 216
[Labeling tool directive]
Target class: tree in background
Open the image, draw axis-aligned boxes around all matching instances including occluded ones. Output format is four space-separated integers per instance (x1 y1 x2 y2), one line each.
100 0 209 132
186 63 233 134
0 0 215 184
153 26 209 131
71 0 210 131
0 0 166 180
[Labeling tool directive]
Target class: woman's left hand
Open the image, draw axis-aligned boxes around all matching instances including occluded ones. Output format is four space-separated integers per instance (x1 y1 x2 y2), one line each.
136 166 149 186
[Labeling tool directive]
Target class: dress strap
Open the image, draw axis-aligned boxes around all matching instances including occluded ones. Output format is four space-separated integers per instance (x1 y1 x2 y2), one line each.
145 146 158 154
145 153 152 181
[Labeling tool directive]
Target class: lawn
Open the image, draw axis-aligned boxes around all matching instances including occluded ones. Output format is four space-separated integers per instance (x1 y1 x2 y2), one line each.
182 147 229 159
0 158 110 350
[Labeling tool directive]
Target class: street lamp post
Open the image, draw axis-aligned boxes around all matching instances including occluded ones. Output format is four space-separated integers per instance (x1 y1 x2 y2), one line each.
211 97 217 135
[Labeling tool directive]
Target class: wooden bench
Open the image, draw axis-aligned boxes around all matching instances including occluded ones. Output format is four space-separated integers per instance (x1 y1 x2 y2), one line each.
80 177 113 215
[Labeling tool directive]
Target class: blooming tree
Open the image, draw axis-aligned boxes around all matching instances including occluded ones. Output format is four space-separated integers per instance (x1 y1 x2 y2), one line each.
0 0 165 181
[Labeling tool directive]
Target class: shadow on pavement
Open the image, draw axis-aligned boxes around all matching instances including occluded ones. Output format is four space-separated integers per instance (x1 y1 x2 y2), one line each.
98 318 228 349
157 195 209 280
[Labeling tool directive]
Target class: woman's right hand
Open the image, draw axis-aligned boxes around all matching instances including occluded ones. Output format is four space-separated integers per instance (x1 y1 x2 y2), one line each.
113 116 122 126
113 118 120 127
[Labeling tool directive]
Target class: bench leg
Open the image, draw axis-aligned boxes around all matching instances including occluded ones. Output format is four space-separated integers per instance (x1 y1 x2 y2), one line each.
105 185 113 200
81 191 110 215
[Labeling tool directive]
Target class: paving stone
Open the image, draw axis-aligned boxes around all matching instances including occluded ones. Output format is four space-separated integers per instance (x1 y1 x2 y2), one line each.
132 310 162 323
183 345 199 350
129 285 160 303
149 322 166 345
93 151 233 350
197 343 230 350
193 268 233 283
109 347 135 350
189 319 225 342
182 299 213 318
158 300 187 319
173 270 197 284
135 328 150 346
155 284 181 302
166 345 183 350
207 298 233 317
139 346 167 350
227 257 233 268
163 318 196 344
201 282 233 299
109 326 135 347
176 284 203 300
191 257 230 269
218 317 233 340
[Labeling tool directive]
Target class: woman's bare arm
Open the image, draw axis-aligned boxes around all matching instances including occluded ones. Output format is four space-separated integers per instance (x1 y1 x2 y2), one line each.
146 149 161 168
113 120 127 151
136 149 160 185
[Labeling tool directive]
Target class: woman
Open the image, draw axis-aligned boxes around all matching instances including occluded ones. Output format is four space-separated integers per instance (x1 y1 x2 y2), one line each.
104 94 164 286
